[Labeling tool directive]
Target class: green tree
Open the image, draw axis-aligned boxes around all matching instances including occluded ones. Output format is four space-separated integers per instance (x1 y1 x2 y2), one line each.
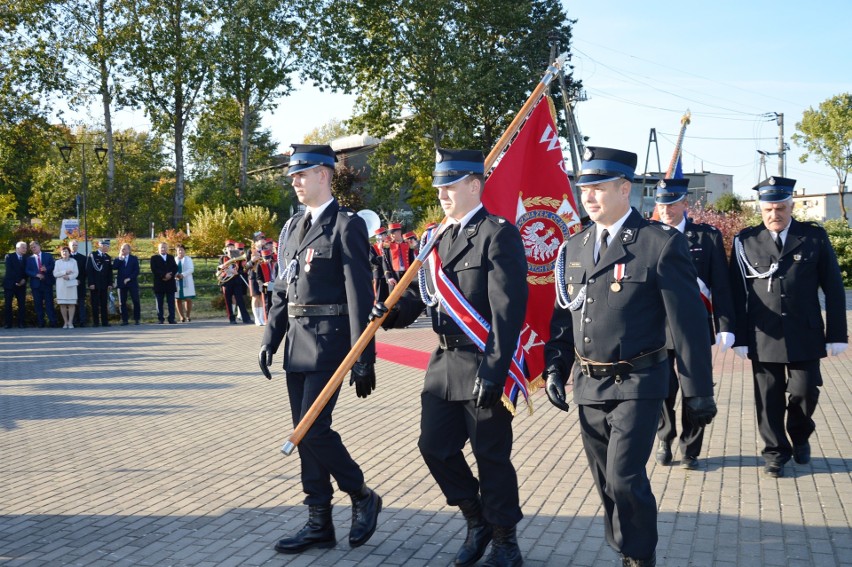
186 96 283 213
213 0 297 198
299 0 578 220
711 193 743 214
793 93 852 221
124 0 215 228
303 119 352 144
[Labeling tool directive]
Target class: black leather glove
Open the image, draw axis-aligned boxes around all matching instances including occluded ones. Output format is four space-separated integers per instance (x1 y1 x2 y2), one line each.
684 396 717 427
258 345 274 380
349 361 376 398
472 377 501 409
544 365 570 412
369 302 389 322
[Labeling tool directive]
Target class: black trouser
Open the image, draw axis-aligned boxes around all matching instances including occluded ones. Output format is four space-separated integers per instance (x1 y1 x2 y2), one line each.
224 283 250 322
580 399 662 561
657 350 705 458
119 284 141 323
74 282 88 326
286 370 365 505
419 391 522 527
752 359 821 465
4 285 26 327
90 287 110 326
154 291 176 323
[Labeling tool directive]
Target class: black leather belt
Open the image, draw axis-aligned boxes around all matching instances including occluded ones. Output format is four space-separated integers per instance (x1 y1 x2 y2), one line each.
575 348 668 378
438 333 476 349
288 303 348 317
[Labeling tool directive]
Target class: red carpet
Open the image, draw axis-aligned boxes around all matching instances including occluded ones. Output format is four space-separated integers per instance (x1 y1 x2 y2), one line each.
376 342 431 370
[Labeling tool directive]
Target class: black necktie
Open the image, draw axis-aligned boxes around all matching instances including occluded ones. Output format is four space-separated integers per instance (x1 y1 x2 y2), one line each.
775 234 783 253
596 229 609 265
298 212 312 244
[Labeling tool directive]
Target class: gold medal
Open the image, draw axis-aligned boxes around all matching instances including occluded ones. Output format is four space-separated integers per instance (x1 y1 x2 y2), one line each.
304 263 311 273
610 281 622 293
567 284 574 295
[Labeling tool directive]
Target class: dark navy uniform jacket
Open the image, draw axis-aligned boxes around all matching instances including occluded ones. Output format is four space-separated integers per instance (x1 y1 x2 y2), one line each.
85 251 113 290
263 200 376 373
392 207 528 401
680 220 735 342
545 209 714 403
730 219 847 363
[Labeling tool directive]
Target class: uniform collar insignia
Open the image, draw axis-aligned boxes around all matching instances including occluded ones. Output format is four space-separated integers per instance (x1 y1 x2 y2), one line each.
582 232 591 246
686 230 694 238
621 227 636 244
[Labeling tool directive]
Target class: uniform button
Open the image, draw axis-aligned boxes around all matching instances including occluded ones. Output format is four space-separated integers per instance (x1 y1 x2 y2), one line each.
781 313 787 317
780 294 786 298
587 298 594 303
583 337 591 343
589 277 596 284
779 276 785 279
584 317 591 323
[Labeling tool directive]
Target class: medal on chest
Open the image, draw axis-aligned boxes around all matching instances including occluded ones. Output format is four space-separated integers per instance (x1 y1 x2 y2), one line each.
304 248 315 273
610 263 625 292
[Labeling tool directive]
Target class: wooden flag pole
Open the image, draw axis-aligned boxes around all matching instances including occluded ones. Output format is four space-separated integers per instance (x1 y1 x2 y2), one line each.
280 59 564 457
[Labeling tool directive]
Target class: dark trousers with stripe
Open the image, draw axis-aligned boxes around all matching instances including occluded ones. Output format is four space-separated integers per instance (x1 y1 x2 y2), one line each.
286 370 365 505
752 359 821 465
580 398 662 561
418 392 522 527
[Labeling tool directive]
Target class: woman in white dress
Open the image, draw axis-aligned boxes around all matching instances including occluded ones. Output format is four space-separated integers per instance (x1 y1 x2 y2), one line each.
175 244 196 322
53 245 79 328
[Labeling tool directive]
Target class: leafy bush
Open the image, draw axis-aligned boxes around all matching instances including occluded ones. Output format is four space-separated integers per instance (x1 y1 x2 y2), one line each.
188 205 234 257
13 224 55 247
824 218 852 286
231 205 279 247
149 229 188 255
689 204 759 259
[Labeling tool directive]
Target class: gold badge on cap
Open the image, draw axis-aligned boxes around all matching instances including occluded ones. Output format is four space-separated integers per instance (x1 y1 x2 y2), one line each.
583 148 593 161
659 180 667 189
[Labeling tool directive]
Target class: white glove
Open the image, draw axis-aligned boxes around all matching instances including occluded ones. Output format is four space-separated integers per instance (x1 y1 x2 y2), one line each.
826 343 848 357
733 346 748 359
716 332 735 352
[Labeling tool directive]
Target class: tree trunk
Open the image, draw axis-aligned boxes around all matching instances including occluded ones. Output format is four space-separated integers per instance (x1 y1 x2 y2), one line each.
238 96 250 199
173 95 185 229
839 180 848 222
97 0 115 198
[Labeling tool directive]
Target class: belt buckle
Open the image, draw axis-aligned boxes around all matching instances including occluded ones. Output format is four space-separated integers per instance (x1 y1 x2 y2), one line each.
580 361 592 377
439 335 448 349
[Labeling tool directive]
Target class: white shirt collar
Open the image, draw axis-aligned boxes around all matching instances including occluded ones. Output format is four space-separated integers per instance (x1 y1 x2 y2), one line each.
595 207 633 246
450 203 484 230
306 197 335 221
774 221 792 244
674 217 687 234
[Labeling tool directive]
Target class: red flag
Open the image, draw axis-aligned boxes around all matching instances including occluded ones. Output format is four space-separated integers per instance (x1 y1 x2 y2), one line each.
482 96 581 413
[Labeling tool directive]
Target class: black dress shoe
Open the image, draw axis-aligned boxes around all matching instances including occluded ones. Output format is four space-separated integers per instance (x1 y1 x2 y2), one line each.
655 441 673 465
793 442 811 464
120 321 129 326
456 499 492 567
135 320 140 325
348 484 382 547
680 456 699 470
275 504 336 554
4 325 11 329
763 463 784 478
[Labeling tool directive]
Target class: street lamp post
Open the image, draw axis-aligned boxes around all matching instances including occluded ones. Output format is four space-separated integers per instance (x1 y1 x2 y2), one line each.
59 142 107 253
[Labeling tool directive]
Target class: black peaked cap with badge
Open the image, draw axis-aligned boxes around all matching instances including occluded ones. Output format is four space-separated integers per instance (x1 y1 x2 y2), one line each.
576 147 637 186
288 144 337 174
753 176 795 203
654 178 690 205
432 148 485 187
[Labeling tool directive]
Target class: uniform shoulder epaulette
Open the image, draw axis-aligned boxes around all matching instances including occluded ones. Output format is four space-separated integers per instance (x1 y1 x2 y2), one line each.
737 224 759 237
692 222 719 232
485 213 509 225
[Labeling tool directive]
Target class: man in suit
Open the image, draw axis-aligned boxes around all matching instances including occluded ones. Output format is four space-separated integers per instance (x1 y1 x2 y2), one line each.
257 144 381 555
26 240 57 327
68 239 88 327
543 147 717 567
114 242 141 325
373 148 529 567
653 178 736 470
4 241 28 328
730 177 847 478
370 227 390 301
150 242 178 324
86 239 114 327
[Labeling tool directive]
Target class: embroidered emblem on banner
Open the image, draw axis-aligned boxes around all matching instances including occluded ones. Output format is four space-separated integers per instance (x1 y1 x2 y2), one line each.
516 195 580 285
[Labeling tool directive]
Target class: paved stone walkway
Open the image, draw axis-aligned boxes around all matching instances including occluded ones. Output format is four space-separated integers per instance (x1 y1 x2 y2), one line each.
1 315 851 566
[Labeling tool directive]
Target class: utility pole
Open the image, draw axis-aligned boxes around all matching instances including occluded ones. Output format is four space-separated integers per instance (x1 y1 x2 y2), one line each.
776 112 786 176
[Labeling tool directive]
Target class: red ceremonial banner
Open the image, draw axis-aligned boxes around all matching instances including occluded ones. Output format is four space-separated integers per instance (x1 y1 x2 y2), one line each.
482 97 582 409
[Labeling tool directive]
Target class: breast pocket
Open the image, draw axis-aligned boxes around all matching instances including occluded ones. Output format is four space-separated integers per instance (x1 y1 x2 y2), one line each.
563 267 587 298
606 267 649 310
454 255 484 300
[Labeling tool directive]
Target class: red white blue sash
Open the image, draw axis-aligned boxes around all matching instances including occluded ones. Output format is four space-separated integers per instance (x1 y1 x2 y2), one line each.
696 277 713 313
429 246 531 414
